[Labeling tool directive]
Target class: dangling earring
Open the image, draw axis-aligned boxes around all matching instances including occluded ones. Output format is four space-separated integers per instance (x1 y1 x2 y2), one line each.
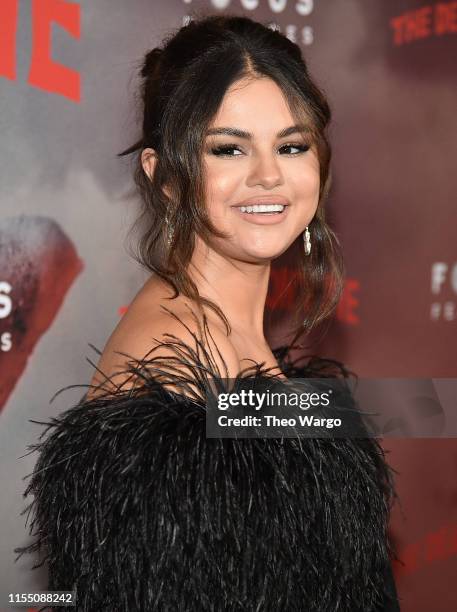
164 211 174 247
303 225 311 256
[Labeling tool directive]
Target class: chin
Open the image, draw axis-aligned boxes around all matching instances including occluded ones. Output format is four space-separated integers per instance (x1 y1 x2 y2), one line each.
237 244 292 263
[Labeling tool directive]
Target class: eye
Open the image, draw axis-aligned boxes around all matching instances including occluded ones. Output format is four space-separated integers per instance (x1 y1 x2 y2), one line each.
210 144 243 157
279 143 311 155
209 142 311 157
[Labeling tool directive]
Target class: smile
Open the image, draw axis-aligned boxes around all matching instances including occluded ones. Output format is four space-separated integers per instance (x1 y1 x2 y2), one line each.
238 203 285 214
231 203 290 225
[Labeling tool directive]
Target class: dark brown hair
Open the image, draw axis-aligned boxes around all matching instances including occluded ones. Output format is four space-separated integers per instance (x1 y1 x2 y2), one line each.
119 13 344 343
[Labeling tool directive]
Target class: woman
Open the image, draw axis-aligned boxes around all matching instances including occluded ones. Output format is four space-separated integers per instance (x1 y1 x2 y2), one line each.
16 15 400 611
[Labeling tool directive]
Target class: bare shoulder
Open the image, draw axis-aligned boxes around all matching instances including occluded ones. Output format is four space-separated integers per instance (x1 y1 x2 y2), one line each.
86 278 240 401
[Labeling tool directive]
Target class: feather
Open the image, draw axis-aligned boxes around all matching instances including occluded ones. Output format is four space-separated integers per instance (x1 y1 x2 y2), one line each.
15 306 400 611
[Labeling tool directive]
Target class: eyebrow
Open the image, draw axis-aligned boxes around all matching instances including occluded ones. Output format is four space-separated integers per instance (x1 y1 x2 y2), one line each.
205 124 311 139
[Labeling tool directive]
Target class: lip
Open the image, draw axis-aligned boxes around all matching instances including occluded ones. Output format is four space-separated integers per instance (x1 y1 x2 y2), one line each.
231 195 290 207
230 196 290 225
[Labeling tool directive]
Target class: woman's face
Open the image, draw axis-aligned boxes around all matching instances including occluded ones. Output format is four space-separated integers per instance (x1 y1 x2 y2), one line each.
202 76 320 263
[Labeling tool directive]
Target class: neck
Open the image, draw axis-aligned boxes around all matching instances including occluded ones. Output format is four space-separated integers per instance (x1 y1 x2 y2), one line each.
188 237 270 341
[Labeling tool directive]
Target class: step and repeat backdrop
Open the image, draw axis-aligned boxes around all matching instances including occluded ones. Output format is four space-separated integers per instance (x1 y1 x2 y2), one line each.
1 1 456 610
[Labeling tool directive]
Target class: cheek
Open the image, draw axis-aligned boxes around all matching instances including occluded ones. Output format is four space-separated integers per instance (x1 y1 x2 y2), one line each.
302 153 320 195
204 165 241 213
304 151 320 188
288 163 320 203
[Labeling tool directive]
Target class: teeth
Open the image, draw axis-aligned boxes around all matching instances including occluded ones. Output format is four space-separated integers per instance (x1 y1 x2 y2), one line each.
239 204 285 214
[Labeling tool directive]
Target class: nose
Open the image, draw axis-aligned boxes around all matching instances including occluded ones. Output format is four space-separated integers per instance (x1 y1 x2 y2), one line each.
246 151 284 189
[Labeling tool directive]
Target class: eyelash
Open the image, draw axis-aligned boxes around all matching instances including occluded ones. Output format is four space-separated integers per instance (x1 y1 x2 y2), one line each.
210 143 311 157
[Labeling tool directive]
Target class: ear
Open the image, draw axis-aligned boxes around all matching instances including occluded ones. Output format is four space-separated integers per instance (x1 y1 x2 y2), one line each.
141 148 172 199
141 148 157 181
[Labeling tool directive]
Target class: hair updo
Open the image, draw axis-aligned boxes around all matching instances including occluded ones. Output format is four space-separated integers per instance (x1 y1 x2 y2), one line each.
119 14 344 341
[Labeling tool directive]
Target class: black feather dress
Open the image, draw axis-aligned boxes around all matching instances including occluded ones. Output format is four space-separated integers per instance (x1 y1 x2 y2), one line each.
15 309 400 611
